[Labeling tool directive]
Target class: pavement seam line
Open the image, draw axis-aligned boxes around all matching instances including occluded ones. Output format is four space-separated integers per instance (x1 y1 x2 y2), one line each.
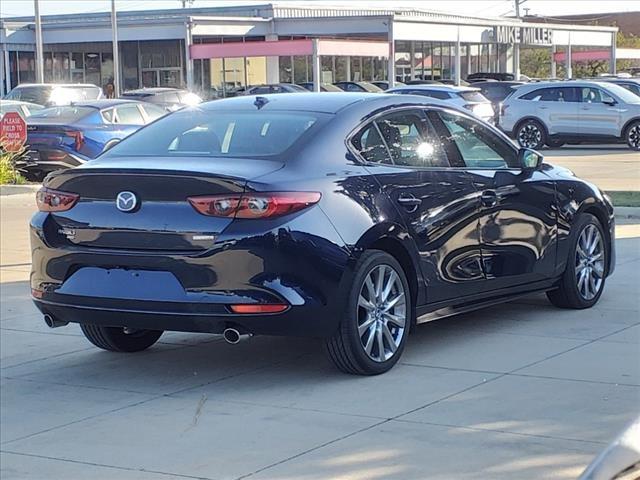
0 450 215 480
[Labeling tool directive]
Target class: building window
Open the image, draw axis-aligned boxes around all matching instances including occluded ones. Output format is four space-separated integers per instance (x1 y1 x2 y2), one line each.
279 56 292 83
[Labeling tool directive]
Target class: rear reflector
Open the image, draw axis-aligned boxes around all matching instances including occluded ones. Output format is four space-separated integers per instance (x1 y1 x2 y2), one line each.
31 289 44 299
188 192 321 219
36 187 79 212
229 304 288 314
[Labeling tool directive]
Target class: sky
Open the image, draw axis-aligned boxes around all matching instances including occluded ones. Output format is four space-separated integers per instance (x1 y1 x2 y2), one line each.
0 0 638 19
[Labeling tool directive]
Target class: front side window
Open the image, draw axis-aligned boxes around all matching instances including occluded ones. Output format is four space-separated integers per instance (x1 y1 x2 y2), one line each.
433 110 517 169
104 109 323 159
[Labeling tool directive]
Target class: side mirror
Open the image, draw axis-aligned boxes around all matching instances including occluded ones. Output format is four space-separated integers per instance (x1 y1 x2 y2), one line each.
602 97 617 106
518 148 543 170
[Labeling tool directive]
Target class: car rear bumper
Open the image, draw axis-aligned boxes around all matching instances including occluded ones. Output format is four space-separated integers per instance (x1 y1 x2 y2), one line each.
30 207 353 338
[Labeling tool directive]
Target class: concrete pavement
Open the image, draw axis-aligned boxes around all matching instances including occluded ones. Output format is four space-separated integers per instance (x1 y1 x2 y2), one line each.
1 193 639 480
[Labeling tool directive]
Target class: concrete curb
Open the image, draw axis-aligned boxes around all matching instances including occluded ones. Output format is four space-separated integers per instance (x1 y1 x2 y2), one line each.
615 206 640 220
0 184 40 196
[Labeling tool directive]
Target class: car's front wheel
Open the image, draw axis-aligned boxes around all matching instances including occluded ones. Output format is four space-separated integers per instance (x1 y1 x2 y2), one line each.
325 250 411 375
625 121 640 151
547 213 607 309
80 324 163 352
516 119 546 150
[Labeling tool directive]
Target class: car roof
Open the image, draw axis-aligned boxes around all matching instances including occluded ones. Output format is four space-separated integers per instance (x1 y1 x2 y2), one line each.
390 84 480 92
13 83 100 88
122 88 184 95
198 92 452 115
70 99 141 108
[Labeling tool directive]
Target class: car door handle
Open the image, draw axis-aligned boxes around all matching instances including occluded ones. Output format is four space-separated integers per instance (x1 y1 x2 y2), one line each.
480 190 498 207
539 106 548 110
397 194 422 210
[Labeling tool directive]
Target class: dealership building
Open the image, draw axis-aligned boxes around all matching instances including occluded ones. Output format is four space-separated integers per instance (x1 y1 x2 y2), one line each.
0 3 620 97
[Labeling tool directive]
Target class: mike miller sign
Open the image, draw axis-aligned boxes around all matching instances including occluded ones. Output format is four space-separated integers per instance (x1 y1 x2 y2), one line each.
494 26 553 46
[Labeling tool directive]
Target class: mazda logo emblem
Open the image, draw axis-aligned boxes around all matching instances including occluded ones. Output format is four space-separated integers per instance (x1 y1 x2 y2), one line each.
116 191 138 212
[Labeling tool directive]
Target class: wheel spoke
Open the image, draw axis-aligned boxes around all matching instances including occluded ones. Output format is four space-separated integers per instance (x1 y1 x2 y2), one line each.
358 316 375 336
381 270 398 302
364 275 376 300
576 243 588 260
577 268 588 292
384 312 406 328
376 327 385 361
364 327 376 355
382 324 397 353
382 292 405 312
358 295 375 312
374 265 386 300
592 261 604 278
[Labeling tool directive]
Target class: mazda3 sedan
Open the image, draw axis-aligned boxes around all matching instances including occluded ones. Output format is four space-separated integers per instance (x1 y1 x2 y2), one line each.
30 93 615 375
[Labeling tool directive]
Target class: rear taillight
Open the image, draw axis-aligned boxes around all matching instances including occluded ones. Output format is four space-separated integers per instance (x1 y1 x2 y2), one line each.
500 103 509 116
188 192 321 219
65 130 84 151
36 188 79 212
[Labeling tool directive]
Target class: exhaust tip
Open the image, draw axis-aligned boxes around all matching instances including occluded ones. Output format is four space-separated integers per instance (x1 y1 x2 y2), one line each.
223 328 241 344
43 314 68 329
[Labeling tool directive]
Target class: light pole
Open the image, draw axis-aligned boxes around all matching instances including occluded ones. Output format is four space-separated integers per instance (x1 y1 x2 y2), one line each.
34 0 44 83
111 0 121 96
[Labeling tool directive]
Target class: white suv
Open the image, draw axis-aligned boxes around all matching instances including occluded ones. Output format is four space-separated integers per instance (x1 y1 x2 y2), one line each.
500 81 640 150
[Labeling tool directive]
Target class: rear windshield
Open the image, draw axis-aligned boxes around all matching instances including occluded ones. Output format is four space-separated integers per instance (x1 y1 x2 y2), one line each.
458 91 489 102
103 109 325 159
5 86 52 105
28 106 96 122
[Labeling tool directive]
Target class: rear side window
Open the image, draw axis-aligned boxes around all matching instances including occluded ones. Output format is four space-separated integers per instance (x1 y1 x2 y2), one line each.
115 105 145 125
520 87 578 102
141 104 167 122
351 110 449 168
458 91 488 102
6 86 52 105
104 110 323 158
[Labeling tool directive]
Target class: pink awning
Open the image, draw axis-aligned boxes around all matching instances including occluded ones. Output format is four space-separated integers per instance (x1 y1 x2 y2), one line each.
189 39 389 60
554 50 611 62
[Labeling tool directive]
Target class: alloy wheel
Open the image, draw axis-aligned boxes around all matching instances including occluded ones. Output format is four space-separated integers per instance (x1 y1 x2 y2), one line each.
575 224 605 301
628 124 640 149
518 123 542 148
357 264 407 362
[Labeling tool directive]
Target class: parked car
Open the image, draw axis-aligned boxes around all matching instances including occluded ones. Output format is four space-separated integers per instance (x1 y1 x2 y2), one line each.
17 99 166 180
467 72 516 82
333 81 383 93
0 100 45 119
30 93 615 375
120 88 202 111
243 84 308 95
405 80 444 85
597 78 640 97
3 83 102 106
298 82 344 92
500 81 640 150
387 84 495 123
371 81 405 90
472 81 525 125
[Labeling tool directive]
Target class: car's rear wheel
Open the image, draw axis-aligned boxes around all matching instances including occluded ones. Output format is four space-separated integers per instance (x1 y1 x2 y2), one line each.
80 324 163 352
547 213 607 309
325 250 411 375
625 121 640 151
516 119 546 150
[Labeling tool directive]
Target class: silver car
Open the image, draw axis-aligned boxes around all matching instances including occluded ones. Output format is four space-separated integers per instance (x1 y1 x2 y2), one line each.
387 84 495 124
500 81 640 150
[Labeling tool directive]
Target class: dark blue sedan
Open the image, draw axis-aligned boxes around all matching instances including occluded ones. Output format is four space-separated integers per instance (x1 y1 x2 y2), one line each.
18 99 166 181
30 93 615 375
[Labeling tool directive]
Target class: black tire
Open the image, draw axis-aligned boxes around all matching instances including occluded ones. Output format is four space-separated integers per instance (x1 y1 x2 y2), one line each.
80 324 163 352
625 121 640 151
325 250 411 375
516 119 546 150
546 138 565 148
547 213 608 309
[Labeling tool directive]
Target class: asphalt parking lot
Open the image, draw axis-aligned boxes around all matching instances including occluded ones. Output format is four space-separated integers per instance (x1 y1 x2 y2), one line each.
1 146 639 479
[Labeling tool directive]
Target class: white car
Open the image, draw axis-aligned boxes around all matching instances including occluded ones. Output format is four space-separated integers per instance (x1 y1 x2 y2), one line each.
387 84 495 123
500 81 640 150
